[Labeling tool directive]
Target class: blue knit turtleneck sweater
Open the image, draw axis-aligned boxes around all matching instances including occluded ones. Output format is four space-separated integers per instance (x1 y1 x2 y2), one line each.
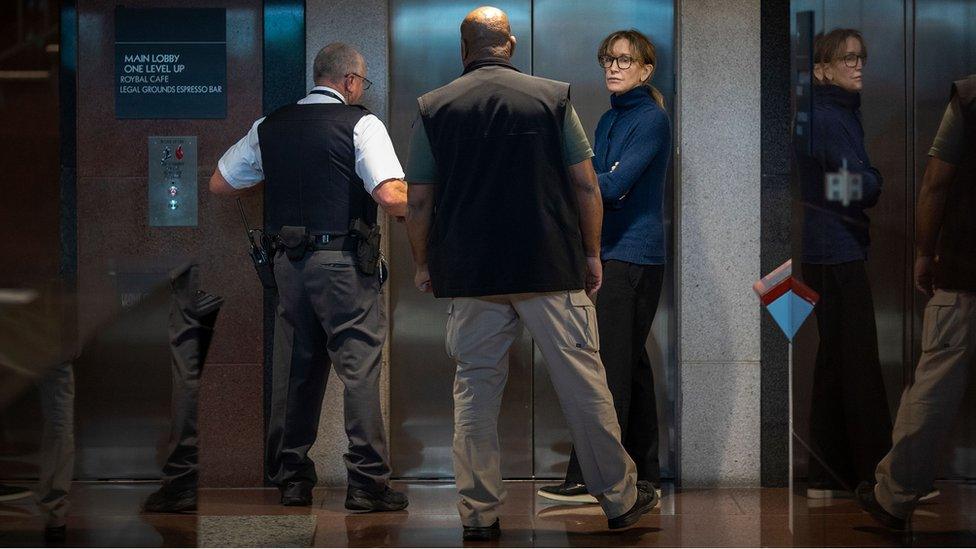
593 85 672 265
798 84 883 264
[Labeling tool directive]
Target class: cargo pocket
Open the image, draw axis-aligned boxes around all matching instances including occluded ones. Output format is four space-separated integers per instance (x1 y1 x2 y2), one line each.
445 300 457 359
565 291 599 352
921 291 964 353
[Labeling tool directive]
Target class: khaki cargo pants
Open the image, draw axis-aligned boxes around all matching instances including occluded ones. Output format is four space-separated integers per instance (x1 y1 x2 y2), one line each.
876 290 976 518
447 290 638 527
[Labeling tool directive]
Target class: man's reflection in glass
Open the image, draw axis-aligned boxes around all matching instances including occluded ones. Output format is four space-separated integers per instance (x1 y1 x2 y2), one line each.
142 263 221 515
0 285 76 543
856 74 976 531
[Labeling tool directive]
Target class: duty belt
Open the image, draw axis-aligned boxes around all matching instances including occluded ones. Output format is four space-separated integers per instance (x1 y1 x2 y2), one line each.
307 233 356 251
271 232 357 252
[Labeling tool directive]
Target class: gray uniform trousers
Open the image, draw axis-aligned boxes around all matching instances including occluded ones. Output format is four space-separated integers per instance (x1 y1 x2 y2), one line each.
36 361 75 528
266 249 391 490
160 264 220 490
875 290 976 518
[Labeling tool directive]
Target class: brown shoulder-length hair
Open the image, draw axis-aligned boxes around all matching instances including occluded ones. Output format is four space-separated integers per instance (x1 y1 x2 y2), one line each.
813 28 867 85
598 29 665 108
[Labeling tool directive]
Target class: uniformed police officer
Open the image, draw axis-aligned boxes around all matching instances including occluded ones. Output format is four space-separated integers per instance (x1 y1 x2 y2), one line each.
209 43 408 511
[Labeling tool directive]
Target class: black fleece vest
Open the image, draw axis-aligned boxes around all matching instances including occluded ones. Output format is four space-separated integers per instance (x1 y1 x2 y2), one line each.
935 75 976 291
258 102 377 235
418 59 585 297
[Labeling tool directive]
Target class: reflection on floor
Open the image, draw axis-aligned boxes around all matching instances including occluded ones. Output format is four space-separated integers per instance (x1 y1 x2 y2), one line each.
0 482 195 547
199 480 976 547
2 480 975 546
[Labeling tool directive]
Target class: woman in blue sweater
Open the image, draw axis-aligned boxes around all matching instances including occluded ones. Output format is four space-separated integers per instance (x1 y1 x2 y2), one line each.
798 28 891 499
540 29 671 503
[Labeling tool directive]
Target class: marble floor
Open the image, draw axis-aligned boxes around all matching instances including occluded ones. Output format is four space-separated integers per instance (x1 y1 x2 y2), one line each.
199 480 976 547
2 480 976 546
0 482 195 547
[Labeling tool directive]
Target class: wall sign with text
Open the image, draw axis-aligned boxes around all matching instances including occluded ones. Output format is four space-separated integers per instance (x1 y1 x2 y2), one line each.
115 7 227 119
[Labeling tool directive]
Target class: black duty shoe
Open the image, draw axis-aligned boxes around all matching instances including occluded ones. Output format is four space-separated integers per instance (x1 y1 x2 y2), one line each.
463 518 500 541
607 480 658 530
345 485 408 512
855 482 907 531
142 485 197 513
44 525 66 544
0 484 33 503
537 482 598 504
280 482 313 507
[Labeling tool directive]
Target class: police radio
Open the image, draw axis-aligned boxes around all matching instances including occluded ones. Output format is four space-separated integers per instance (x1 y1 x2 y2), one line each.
237 198 277 290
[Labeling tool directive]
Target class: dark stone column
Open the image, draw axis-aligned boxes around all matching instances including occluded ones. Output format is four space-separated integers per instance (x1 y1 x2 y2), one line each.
760 0 792 488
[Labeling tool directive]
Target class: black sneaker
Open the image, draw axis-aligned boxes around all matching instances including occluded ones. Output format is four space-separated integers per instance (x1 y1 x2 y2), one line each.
142 485 196 513
345 485 408 512
280 481 313 506
855 482 907 531
607 480 658 530
0 484 33 503
463 518 500 541
537 482 598 504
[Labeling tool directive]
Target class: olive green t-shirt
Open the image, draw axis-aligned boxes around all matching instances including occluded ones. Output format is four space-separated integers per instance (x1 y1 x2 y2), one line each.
405 102 593 184
928 97 965 165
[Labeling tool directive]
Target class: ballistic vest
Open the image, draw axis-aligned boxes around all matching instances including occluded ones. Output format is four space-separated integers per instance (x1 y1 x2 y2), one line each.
258 101 377 235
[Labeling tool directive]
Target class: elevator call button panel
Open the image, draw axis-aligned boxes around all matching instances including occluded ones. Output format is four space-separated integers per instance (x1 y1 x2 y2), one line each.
148 136 198 227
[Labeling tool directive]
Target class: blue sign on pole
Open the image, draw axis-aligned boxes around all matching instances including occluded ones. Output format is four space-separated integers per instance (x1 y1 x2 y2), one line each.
115 7 227 119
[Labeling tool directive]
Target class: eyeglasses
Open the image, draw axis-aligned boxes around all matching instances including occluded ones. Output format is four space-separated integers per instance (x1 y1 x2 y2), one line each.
839 53 867 68
346 72 373 90
598 54 636 70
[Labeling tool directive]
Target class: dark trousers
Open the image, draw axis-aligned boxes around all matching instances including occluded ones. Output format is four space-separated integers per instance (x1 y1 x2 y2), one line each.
161 264 220 490
266 249 391 490
566 260 664 485
802 261 892 488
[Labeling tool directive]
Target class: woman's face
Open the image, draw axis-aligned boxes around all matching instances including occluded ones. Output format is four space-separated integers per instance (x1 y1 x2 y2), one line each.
603 38 652 95
819 36 865 93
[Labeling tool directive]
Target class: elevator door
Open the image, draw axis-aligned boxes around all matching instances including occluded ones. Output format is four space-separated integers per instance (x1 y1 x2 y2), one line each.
389 0 677 479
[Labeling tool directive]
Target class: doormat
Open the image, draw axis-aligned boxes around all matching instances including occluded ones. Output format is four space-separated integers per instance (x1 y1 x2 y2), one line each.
199 515 317 547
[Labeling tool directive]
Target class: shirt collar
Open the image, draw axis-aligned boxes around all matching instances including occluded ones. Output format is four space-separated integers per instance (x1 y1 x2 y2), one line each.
307 85 347 104
462 56 520 76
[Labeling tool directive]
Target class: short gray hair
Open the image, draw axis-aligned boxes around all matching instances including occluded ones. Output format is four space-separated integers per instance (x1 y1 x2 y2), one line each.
313 43 364 83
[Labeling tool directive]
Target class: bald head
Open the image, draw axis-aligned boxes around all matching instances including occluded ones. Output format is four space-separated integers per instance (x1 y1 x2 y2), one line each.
460 6 516 63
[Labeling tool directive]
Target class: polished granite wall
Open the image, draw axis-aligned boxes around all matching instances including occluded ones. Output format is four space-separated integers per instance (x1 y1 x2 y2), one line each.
75 0 265 486
678 0 763 485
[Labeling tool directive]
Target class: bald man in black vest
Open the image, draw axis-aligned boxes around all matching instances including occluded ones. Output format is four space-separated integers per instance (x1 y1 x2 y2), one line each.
405 6 657 541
